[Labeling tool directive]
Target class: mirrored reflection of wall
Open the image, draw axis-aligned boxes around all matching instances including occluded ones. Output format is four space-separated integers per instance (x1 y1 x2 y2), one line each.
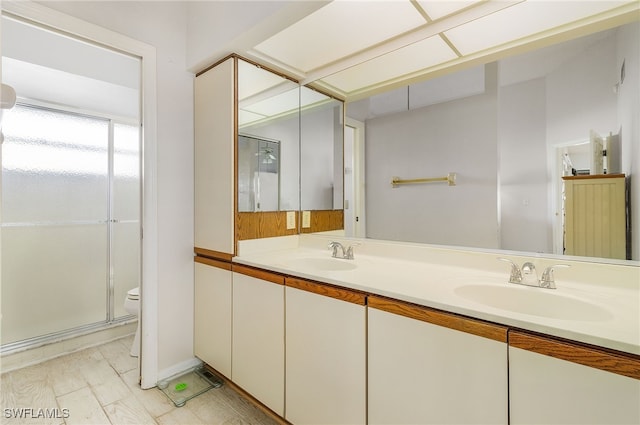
238 134 280 212
299 87 345 234
300 87 344 211
237 58 300 213
347 22 638 260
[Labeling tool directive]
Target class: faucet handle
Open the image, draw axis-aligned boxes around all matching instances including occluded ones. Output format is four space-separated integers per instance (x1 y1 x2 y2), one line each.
539 264 570 289
498 258 522 284
344 243 361 260
328 241 343 258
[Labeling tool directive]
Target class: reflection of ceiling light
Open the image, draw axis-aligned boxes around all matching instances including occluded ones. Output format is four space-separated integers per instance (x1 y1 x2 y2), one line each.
1 83 17 109
256 147 277 164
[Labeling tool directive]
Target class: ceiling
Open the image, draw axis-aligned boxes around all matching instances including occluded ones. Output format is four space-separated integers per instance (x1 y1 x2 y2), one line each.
243 0 639 101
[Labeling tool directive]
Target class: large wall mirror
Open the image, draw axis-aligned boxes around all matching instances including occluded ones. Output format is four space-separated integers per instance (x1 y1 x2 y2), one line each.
236 58 345 234
237 58 300 213
300 86 344 212
345 20 639 263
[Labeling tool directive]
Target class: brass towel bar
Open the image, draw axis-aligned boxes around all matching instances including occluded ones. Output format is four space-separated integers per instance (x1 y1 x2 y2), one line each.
391 172 456 187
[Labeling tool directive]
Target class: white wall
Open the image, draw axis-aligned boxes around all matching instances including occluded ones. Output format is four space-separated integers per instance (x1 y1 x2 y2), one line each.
498 78 549 253
36 1 195 375
616 22 640 260
364 64 499 248
546 34 618 145
360 25 639 258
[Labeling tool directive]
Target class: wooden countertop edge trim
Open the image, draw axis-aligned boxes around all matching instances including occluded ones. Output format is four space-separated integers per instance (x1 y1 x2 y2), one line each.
509 330 640 380
232 263 285 285
194 255 232 271
194 247 234 262
285 277 367 306
562 173 625 180
368 295 508 343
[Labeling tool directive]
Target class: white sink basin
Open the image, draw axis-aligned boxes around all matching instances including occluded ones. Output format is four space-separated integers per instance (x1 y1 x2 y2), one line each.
282 257 357 272
454 284 613 321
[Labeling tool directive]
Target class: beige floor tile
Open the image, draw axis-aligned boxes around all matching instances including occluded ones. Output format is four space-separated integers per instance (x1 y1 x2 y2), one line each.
3 335 282 425
217 386 280 424
79 358 120 388
103 395 158 425
156 405 206 425
56 387 110 425
183 389 239 424
121 369 175 418
1 369 63 425
91 374 132 406
97 339 138 375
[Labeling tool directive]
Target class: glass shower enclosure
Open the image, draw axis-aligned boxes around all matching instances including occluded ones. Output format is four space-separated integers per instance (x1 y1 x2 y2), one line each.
0 13 143 352
1 104 141 350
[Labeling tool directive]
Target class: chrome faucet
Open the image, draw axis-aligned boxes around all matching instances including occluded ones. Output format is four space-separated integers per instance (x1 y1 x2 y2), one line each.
498 258 569 289
539 264 570 289
328 241 359 260
498 258 523 284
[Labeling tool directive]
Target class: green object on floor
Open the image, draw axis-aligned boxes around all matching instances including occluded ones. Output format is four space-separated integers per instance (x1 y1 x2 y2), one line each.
157 366 223 407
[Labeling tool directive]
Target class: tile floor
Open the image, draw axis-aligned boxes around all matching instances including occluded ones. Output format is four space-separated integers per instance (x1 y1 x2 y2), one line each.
1 335 280 425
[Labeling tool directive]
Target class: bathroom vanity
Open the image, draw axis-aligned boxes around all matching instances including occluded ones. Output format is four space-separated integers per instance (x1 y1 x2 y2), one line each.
193 234 640 424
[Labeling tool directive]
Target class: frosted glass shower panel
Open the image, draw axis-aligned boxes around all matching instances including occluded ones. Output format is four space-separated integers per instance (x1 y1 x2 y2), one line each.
1 105 109 344
238 135 280 212
1 225 108 344
112 122 141 318
2 105 109 222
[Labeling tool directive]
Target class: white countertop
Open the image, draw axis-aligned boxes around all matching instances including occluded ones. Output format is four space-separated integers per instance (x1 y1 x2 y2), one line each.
234 235 640 356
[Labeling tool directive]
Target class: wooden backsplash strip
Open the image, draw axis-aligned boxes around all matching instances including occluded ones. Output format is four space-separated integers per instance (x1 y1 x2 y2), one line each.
236 211 299 241
301 210 344 233
232 263 285 285
194 247 234 262
286 276 366 305
194 255 232 271
509 330 640 380
369 295 508 343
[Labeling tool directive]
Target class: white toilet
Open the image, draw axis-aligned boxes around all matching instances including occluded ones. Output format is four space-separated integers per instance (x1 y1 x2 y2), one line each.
123 287 140 357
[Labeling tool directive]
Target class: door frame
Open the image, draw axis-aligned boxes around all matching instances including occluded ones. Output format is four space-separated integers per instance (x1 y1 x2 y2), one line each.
1 1 159 388
345 118 366 238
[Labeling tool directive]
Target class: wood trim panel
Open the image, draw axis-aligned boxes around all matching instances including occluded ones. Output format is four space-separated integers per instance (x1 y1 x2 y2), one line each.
236 211 299 240
509 330 640 380
233 56 239 256
196 53 236 77
232 264 285 285
194 247 233 262
368 295 508 343
194 255 232 271
285 277 366 306
562 173 625 180
300 209 344 234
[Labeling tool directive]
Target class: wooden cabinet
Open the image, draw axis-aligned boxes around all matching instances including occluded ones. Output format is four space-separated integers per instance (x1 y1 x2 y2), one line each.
231 265 285 416
285 277 367 425
368 296 508 425
193 257 232 378
563 174 627 259
194 57 235 256
509 331 640 424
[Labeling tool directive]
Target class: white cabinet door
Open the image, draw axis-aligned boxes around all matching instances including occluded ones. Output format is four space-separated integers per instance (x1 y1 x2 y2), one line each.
232 267 285 416
509 331 640 424
194 57 235 255
194 259 232 378
368 296 508 425
285 278 366 425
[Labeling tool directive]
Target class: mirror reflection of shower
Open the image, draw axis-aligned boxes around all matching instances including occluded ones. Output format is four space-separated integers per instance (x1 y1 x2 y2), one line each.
238 134 280 212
